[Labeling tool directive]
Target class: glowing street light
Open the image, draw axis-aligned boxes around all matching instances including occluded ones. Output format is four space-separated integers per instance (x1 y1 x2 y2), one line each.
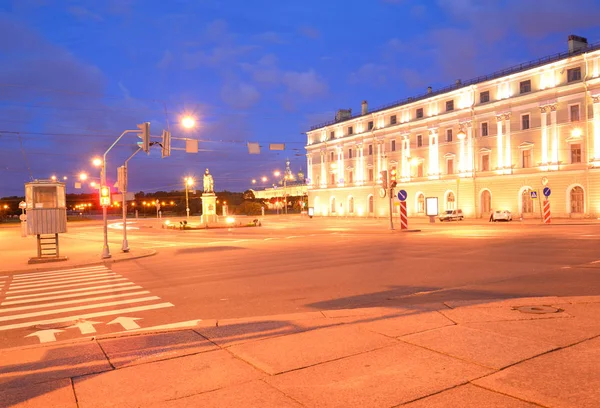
181 116 196 129
261 176 267 183
79 172 88 181
184 176 194 220
92 157 103 167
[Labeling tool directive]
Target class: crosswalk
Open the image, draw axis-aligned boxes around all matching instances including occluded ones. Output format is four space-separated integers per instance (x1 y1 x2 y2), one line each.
0 265 173 333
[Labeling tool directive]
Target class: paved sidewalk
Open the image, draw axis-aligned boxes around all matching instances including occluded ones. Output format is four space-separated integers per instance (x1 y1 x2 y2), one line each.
1 295 599 407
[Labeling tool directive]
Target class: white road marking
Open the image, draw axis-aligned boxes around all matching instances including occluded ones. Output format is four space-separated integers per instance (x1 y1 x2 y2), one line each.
123 319 203 333
26 329 63 343
0 291 150 313
68 321 102 335
2 285 143 305
285 236 300 239
7 277 128 294
0 296 161 322
0 302 174 331
9 273 119 289
4 282 137 301
13 266 108 280
108 316 142 330
13 268 112 283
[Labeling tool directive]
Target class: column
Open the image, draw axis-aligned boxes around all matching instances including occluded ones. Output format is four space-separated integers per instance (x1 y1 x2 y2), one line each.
428 129 439 176
306 154 312 186
466 123 473 172
458 128 465 173
550 105 558 164
540 106 548 164
402 135 410 179
593 96 600 160
376 140 382 175
380 140 387 171
338 146 345 185
504 113 512 171
320 150 326 188
496 115 504 169
358 143 364 185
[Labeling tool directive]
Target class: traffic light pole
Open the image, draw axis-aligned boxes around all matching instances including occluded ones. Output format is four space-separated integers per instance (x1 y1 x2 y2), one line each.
120 147 142 253
388 187 394 230
101 129 142 260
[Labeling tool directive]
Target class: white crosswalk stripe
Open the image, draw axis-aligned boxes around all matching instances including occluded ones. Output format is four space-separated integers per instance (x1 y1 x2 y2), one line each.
0 266 174 334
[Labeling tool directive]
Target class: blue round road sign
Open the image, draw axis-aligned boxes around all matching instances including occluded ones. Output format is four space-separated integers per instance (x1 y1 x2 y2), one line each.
397 189 407 202
543 187 551 197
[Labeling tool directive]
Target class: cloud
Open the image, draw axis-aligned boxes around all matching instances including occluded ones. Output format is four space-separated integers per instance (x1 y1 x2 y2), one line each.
254 31 286 44
299 26 320 39
220 81 261 109
67 5 103 22
349 63 390 85
281 69 328 97
156 50 173 70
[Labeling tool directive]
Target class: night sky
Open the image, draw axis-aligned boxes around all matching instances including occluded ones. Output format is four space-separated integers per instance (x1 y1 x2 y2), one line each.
1 0 600 197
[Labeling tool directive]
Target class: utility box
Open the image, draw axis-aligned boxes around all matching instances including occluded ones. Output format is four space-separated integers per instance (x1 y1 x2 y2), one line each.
25 180 67 235
24 180 68 263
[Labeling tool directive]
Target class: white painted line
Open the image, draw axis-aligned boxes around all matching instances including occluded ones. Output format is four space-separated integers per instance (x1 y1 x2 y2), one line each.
0 291 150 313
123 319 203 333
0 302 174 331
9 273 119 289
0 296 161 322
1 285 144 305
13 266 108 280
12 268 112 283
4 282 136 301
264 238 276 241
7 277 129 294
285 236 300 239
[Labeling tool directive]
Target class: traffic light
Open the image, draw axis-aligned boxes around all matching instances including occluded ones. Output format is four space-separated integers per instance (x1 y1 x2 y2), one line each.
380 170 388 189
137 122 150 153
390 168 397 188
100 186 111 207
161 130 171 158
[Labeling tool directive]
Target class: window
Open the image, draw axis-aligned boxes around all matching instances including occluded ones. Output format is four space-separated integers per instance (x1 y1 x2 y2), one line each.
348 171 353 184
390 115 397 125
481 190 491 214
481 154 490 171
571 144 582 163
520 80 531 94
391 140 396 152
331 197 336 213
348 126 353 135
330 151 334 161
446 129 453 142
416 108 423 119
480 91 490 103
446 100 454 111
417 162 424 177
570 186 584 213
348 196 354 213
368 195 374 213
481 122 489 137
446 192 455 210
417 194 425 213
330 174 335 185
348 149 353 159
522 190 533 213
368 144 373 155
570 105 580 122
447 158 454 174
568 67 582 83
330 131 335 140
417 135 423 147
522 149 531 168
368 121 374 130
368 168 374 181
521 114 530 130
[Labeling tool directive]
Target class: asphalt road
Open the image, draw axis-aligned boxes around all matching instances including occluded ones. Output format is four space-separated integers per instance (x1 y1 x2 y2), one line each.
2 215 600 349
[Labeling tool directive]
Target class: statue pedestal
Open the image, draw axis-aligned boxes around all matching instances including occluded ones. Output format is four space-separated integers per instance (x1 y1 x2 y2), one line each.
201 193 218 224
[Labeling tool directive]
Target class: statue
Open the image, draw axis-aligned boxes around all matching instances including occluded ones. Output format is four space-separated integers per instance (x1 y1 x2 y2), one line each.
203 168 214 193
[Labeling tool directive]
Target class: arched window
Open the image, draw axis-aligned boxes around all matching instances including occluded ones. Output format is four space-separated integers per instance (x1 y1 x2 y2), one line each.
522 190 533 213
417 194 425 213
368 195 374 214
446 192 456 210
348 197 354 214
331 197 336 213
570 186 584 213
481 190 491 214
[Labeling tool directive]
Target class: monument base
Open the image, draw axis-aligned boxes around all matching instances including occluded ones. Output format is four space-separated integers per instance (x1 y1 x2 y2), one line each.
201 192 218 225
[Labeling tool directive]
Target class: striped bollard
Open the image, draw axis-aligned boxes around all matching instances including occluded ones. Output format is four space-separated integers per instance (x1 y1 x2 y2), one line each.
400 201 408 230
543 199 551 224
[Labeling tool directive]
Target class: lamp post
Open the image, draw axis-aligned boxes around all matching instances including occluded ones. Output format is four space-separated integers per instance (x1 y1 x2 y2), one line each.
184 177 194 220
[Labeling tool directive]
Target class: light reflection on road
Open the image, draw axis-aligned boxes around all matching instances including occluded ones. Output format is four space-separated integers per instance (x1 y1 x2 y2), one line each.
107 221 139 230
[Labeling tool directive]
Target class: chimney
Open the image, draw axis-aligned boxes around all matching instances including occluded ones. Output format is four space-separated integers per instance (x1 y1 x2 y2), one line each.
455 79 462 86
568 34 588 53
361 100 368 115
427 86 432 94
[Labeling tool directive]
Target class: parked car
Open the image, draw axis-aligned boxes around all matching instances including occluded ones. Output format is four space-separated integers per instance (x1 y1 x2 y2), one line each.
439 209 464 221
491 210 512 222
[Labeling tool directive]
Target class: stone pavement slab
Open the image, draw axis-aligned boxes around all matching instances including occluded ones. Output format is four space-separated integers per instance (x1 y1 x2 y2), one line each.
473 336 600 408
265 341 492 408
401 325 557 369
440 304 571 324
401 383 541 407
98 330 218 368
146 380 303 408
0 342 111 389
227 324 396 375
356 310 455 338
0 378 77 408
73 349 264 408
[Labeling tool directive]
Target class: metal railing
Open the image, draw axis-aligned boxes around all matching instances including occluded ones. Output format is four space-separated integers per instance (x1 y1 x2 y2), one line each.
309 41 600 131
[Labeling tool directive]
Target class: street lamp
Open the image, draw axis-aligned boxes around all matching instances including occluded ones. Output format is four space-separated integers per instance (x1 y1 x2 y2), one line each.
184 177 194 220
181 116 196 129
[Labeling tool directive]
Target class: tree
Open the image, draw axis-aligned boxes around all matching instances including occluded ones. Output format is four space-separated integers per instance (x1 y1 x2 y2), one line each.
242 189 255 200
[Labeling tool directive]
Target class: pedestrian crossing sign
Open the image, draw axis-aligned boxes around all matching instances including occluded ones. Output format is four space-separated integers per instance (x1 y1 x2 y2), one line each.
530 191 538 199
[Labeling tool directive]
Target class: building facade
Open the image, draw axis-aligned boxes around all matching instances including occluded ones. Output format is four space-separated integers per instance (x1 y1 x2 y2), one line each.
305 36 600 219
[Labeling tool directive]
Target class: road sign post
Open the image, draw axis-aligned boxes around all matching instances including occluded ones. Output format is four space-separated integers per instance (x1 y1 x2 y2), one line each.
543 199 551 224
397 190 408 230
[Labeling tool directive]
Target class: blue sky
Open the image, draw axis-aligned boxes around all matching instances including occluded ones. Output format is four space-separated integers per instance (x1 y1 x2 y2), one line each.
1 0 600 196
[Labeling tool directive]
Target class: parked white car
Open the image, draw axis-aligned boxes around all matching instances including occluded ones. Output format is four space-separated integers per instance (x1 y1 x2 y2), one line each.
439 209 464 221
491 210 512 222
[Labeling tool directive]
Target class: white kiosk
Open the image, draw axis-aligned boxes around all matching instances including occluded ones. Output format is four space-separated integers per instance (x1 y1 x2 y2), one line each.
25 180 68 263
